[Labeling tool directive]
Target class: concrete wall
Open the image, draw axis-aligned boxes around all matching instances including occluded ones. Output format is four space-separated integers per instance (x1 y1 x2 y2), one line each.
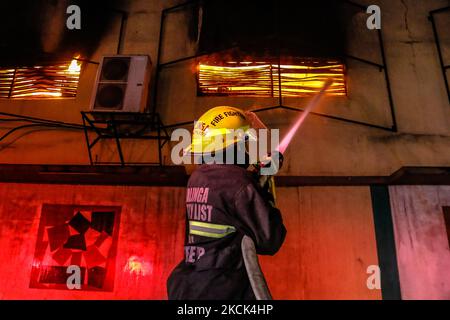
3 180 450 300
0 0 449 175
0 183 380 300
260 186 381 300
0 183 185 299
390 185 450 300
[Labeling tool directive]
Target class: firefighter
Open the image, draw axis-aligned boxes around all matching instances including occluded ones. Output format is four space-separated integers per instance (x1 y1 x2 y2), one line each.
167 106 286 300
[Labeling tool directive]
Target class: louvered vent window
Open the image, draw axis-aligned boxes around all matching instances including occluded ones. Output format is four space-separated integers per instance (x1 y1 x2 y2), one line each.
0 59 82 99
198 58 346 97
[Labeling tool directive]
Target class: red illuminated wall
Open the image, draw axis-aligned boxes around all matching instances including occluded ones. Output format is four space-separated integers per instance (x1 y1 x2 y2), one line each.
0 183 380 299
260 187 381 300
0 183 185 299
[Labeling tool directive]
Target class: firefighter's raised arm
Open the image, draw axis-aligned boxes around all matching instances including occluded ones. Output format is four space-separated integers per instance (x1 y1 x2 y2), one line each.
234 181 287 255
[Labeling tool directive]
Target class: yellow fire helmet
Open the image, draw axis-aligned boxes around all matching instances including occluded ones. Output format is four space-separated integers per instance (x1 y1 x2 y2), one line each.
185 106 258 155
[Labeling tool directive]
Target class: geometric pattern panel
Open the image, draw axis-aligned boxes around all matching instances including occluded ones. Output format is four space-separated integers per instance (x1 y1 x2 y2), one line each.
30 204 121 291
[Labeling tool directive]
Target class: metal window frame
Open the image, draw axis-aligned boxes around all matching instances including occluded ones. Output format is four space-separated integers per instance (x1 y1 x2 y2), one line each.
196 59 348 98
429 6 450 104
153 0 398 132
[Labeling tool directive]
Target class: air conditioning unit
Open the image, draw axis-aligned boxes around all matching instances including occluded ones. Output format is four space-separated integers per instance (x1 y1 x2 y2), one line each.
90 55 151 112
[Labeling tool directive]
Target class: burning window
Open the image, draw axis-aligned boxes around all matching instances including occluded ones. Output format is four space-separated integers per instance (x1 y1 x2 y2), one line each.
192 0 347 98
0 58 82 99
197 59 346 97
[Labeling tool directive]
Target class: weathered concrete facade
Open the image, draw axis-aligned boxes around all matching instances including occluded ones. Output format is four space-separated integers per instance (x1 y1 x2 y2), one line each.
0 0 449 300
0 0 449 175
390 185 450 300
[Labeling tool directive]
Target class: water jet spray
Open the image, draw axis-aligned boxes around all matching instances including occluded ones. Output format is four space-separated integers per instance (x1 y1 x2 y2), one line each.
277 79 334 154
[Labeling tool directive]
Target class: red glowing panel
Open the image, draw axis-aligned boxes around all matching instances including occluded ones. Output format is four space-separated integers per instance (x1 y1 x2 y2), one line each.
30 204 121 291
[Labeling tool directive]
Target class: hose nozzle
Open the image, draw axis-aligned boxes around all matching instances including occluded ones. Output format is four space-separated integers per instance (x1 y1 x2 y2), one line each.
254 151 284 176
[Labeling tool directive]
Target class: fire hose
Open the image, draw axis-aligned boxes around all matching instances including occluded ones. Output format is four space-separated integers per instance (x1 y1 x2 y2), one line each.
241 80 333 300
242 235 273 300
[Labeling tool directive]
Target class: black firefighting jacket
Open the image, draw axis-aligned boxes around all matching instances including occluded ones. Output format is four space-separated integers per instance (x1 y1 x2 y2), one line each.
167 164 287 300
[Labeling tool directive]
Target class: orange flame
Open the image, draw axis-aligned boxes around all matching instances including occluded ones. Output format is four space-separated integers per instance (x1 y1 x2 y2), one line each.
67 56 82 74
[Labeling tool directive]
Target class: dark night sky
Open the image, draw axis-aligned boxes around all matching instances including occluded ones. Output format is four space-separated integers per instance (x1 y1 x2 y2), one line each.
0 0 126 66
198 0 347 59
0 0 349 66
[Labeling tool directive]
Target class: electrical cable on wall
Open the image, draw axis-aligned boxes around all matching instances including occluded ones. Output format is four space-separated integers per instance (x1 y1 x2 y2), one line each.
0 112 88 145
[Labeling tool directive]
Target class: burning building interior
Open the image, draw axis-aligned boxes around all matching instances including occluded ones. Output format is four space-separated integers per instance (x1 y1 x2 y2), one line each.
0 0 449 301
